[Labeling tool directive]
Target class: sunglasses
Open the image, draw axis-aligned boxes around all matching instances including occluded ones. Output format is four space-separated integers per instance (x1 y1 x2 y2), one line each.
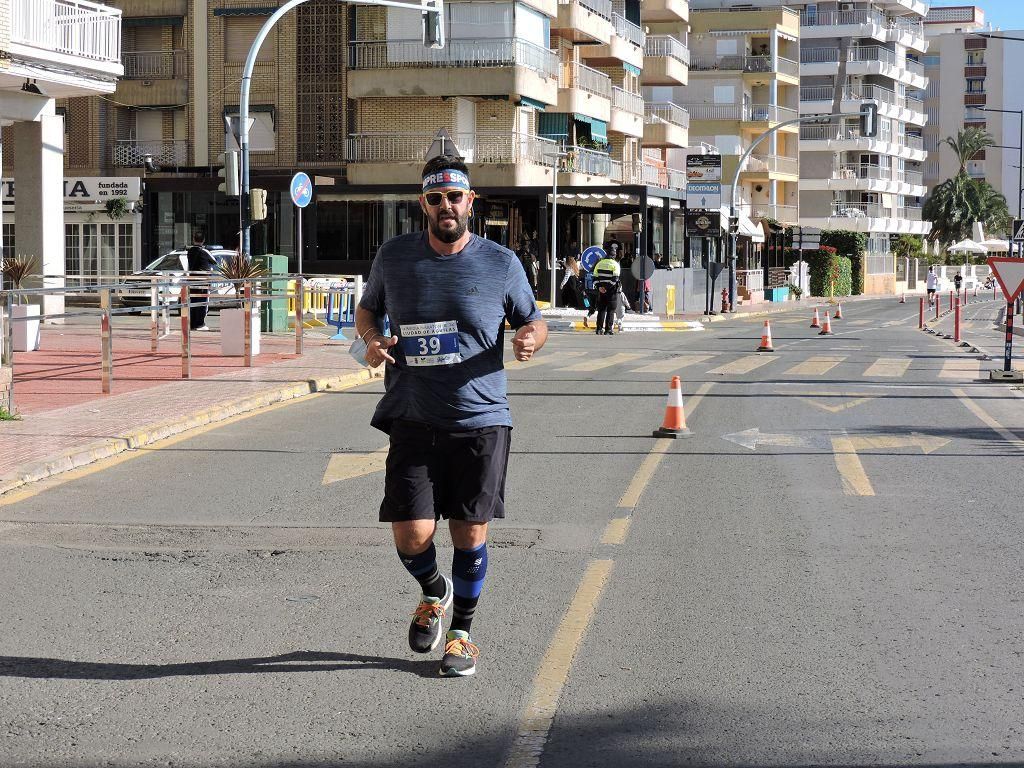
424 190 466 206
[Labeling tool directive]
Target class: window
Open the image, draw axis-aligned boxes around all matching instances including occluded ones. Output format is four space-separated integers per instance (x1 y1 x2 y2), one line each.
224 16 277 63
966 79 985 94
2 222 14 260
967 50 985 65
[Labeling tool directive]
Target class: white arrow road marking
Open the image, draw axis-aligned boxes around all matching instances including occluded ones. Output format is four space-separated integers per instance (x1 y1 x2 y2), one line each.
721 428 809 451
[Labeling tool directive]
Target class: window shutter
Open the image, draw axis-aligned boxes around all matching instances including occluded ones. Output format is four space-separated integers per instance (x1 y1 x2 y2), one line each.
225 17 277 63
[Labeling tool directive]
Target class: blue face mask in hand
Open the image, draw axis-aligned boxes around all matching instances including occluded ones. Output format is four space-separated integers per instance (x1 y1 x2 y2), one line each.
349 336 371 367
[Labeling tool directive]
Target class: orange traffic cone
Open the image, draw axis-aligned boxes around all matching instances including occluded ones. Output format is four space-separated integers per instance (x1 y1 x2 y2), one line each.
757 320 775 352
810 308 821 328
819 311 834 336
653 376 693 439
833 302 843 320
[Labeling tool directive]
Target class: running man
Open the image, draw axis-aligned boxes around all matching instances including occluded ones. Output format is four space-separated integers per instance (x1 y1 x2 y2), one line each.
926 265 939 306
354 154 548 677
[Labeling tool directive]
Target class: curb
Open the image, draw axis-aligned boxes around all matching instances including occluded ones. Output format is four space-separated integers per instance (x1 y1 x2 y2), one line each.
0 367 381 498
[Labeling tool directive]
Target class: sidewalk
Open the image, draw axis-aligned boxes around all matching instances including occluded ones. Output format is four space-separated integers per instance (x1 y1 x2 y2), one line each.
0 319 378 496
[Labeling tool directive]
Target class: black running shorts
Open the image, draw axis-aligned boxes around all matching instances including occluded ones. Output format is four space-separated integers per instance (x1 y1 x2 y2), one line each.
379 420 512 523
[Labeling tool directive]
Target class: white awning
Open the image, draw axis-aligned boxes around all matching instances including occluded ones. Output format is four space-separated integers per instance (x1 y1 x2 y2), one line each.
738 214 764 242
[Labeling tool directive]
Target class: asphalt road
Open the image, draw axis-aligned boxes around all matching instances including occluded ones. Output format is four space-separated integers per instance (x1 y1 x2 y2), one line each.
1 298 1022 767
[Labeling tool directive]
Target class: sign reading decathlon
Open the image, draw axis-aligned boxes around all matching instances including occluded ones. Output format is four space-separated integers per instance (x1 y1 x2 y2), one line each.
1 177 142 205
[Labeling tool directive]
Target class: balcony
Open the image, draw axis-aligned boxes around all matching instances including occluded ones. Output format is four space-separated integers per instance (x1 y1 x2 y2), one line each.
799 124 928 162
805 162 926 194
744 154 799 177
683 102 797 124
7 0 123 96
557 61 612 121
347 38 558 104
689 54 796 80
799 9 926 52
800 201 932 235
800 83 927 125
346 132 560 186
560 145 613 178
642 102 689 147
800 46 926 88
555 0 613 44
122 50 186 79
642 35 689 86
610 86 643 137
114 139 188 168
582 12 644 68
640 0 687 23
739 203 799 224
620 161 665 187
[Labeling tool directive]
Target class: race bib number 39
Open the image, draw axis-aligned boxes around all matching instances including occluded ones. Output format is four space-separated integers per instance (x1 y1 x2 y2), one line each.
399 321 462 366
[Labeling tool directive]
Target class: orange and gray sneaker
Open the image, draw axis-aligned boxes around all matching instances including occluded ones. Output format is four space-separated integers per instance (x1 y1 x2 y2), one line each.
440 630 479 677
408 575 452 654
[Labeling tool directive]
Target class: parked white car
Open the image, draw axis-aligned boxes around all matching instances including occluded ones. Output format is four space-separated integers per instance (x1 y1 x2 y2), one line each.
117 247 237 310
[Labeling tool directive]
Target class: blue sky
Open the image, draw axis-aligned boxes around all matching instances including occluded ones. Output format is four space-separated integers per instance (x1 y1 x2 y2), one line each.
929 0 1024 31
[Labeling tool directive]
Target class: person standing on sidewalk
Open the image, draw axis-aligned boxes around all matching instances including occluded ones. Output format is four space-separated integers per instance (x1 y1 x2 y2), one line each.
355 155 548 677
186 232 216 331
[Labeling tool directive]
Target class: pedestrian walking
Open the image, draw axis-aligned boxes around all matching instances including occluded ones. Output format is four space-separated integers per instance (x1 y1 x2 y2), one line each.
593 252 621 335
926 266 938 307
186 232 216 331
355 155 548 677
954 271 963 300
560 256 586 309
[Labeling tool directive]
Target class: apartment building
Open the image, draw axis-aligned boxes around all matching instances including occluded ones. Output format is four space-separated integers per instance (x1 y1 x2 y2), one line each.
683 4 801 300
0 0 123 312
46 0 696 283
924 6 1023 220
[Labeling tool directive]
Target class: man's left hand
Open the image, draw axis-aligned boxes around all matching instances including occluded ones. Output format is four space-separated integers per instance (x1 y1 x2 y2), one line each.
512 324 538 362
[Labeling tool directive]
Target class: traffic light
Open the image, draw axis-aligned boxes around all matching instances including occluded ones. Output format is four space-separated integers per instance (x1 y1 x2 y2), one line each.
250 188 268 221
217 150 240 197
859 102 878 139
422 0 444 49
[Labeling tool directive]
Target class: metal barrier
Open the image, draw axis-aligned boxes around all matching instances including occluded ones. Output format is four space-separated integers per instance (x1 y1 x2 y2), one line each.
0 272 365 412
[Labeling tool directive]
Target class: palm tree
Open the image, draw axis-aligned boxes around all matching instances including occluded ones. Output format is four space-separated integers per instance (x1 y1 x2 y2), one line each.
943 127 996 173
925 127 1009 245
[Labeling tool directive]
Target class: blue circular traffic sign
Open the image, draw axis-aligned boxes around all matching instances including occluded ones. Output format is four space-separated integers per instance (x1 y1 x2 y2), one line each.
290 172 313 208
580 246 606 273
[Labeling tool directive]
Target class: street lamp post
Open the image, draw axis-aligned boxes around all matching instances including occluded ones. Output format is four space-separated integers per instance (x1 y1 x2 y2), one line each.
543 149 567 309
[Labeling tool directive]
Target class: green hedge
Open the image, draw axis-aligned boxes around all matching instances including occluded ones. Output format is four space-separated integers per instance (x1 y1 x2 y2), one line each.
820 230 867 295
805 248 852 297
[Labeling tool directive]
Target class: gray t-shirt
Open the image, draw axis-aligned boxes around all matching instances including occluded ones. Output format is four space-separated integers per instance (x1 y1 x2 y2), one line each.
359 231 542 434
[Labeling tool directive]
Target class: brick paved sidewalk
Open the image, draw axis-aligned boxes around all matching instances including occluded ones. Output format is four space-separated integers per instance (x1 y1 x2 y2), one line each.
0 319 377 495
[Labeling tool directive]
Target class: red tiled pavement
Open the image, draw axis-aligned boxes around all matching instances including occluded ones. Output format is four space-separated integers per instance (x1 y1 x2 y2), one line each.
0 319 374 493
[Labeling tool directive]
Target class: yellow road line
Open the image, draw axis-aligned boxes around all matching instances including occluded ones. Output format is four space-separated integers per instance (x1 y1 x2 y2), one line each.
630 354 714 374
600 517 631 545
784 355 846 376
953 388 1024 450
0 393 327 508
863 358 911 377
558 352 647 372
707 354 777 376
939 358 982 380
830 433 875 496
616 381 713 509
503 559 614 768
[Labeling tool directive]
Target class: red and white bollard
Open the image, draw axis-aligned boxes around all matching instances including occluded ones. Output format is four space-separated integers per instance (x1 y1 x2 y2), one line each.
919 296 925 329
934 295 940 320
954 297 961 343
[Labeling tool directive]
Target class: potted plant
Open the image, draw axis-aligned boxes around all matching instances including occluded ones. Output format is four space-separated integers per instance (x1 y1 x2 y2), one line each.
217 254 268 356
1 255 40 352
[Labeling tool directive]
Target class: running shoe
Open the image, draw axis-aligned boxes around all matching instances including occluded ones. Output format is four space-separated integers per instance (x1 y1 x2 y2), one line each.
439 630 479 677
408 575 452 654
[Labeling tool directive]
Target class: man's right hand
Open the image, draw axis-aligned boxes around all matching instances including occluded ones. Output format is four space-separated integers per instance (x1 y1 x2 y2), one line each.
366 335 399 366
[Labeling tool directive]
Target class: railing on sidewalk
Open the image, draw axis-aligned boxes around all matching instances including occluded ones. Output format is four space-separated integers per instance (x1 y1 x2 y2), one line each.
0 273 365 409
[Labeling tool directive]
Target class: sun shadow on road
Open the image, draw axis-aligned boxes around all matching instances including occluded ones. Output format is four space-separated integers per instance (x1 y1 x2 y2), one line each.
0 650 438 681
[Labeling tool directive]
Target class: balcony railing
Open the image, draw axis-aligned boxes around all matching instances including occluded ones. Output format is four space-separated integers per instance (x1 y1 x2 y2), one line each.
644 102 689 128
114 139 188 167
832 163 894 181
906 134 924 150
612 86 643 115
737 203 798 222
777 57 799 78
801 83 914 111
832 202 886 218
746 154 799 175
800 9 885 28
349 38 558 79
122 50 186 79
561 145 613 176
667 168 686 189
901 169 924 185
690 54 772 73
612 13 644 47
681 103 797 122
559 0 612 21
559 61 612 98
621 162 663 186
347 132 559 165
12 0 122 65
901 206 923 221
644 35 689 65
